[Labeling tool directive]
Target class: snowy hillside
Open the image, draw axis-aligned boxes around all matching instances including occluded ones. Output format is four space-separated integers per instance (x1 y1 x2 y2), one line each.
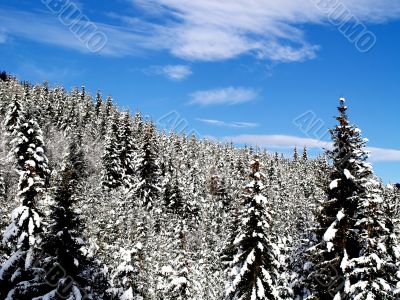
0 75 399 299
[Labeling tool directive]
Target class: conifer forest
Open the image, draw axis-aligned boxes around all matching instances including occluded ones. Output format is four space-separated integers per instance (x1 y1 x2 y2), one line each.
0 73 399 300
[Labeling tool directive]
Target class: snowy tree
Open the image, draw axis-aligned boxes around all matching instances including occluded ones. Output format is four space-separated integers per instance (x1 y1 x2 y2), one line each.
160 169 196 300
37 133 95 299
134 122 161 211
0 107 51 298
101 111 123 189
302 146 308 161
225 157 280 300
118 111 138 191
4 74 395 300
305 98 398 299
293 147 299 162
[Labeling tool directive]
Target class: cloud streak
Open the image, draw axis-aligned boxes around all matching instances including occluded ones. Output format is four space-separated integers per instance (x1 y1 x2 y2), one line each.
2 1 400 62
222 134 400 162
223 134 331 149
189 87 258 106
145 65 192 80
197 118 258 128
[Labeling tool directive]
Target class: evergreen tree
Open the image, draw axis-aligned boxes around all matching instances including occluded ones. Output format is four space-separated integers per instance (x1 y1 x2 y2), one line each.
0 173 5 200
0 71 8 82
134 122 161 210
302 146 308 161
161 170 194 300
4 92 24 138
293 146 299 162
101 111 123 189
0 107 50 298
38 134 93 299
306 98 398 299
99 95 114 137
225 157 280 300
95 90 103 117
118 111 137 190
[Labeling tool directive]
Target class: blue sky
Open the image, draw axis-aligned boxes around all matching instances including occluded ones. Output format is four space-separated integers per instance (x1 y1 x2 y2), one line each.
0 0 399 183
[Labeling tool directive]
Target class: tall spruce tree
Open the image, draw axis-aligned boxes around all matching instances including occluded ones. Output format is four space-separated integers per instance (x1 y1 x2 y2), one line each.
38 133 93 299
305 98 398 299
225 157 280 300
134 122 161 210
101 111 123 189
118 111 137 190
0 102 51 298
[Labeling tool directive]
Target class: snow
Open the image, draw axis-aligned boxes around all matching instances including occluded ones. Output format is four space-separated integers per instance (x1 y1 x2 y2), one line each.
324 222 338 242
25 248 34 268
343 169 354 180
333 292 342 300
2 222 18 244
170 276 188 288
18 207 29 227
255 194 267 204
161 265 173 274
25 160 36 168
330 179 339 189
72 285 82 300
28 217 35 234
337 209 345 221
251 287 257 300
0 250 24 280
135 241 143 250
340 250 349 272
120 288 134 300
257 277 265 298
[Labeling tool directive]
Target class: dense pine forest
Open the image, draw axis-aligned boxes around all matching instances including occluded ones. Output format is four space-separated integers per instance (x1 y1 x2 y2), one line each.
0 73 399 299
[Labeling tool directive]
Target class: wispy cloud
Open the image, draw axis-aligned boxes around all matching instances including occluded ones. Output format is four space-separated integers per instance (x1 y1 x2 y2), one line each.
145 64 192 80
2 1 400 62
222 134 400 162
189 87 258 105
197 118 258 128
223 134 331 149
368 147 400 162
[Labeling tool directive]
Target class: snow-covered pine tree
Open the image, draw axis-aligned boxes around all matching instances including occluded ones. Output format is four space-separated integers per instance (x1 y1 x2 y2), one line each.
161 171 195 300
134 122 161 211
101 111 123 190
305 98 399 299
0 173 5 201
0 104 51 298
4 92 24 139
302 146 308 161
225 157 280 300
293 147 299 162
98 95 114 137
341 180 397 299
118 111 138 191
38 133 95 299
95 90 103 117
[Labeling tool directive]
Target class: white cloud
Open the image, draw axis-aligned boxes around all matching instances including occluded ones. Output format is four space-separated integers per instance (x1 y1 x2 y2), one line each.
223 134 331 149
128 0 400 61
368 147 400 162
146 65 192 80
222 134 400 162
2 1 400 62
189 87 258 105
197 118 258 128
